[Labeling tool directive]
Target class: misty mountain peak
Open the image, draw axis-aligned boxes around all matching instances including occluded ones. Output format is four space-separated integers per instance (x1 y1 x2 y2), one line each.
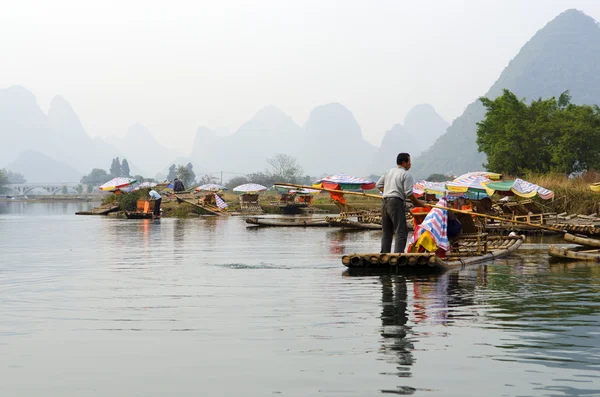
49 95 72 112
251 105 292 125
126 123 153 140
304 103 362 140
0 85 39 108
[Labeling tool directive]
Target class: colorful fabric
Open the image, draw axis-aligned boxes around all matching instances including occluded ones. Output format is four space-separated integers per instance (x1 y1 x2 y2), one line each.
329 191 347 205
315 174 375 190
406 198 449 253
446 174 492 193
484 178 554 199
233 183 267 193
214 193 228 209
455 171 502 181
409 229 438 253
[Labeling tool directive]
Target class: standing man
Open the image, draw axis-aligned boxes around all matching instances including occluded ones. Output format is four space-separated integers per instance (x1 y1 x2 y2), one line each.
148 189 162 217
376 153 426 253
173 178 185 193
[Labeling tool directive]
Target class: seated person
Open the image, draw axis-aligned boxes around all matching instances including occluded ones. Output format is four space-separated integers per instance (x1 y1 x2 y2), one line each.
447 199 463 241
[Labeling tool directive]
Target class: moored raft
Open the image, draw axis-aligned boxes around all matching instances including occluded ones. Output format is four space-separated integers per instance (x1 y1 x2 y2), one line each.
563 233 600 248
245 217 329 227
548 246 600 262
341 234 526 272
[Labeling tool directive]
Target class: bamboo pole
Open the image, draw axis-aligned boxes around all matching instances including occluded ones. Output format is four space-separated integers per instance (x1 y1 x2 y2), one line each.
275 182 566 233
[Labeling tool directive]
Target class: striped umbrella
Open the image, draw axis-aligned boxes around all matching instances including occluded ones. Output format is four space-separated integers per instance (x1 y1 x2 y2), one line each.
484 178 554 200
314 173 375 191
196 183 228 192
99 177 137 191
233 183 267 193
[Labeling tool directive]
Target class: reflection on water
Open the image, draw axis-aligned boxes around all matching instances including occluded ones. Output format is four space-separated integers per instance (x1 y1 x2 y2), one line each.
1 204 600 396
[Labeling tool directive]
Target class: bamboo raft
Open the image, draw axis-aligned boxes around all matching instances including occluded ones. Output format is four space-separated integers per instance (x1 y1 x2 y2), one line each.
125 211 154 219
75 204 120 215
551 223 600 236
325 216 382 230
341 234 525 272
245 217 329 227
176 196 229 216
563 233 600 248
548 246 600 262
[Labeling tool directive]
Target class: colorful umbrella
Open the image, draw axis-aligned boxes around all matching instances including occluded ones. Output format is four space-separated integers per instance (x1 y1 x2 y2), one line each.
446 174 493 193
484 178 554 199
196 183 228 192
313 173 375 191
413 180 453 197
275 185 320 195
99 177 137 191
233 183 267 193
454 171 502 181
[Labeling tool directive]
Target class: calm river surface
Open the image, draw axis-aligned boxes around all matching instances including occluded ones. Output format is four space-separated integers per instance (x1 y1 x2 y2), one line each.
1 202 599 396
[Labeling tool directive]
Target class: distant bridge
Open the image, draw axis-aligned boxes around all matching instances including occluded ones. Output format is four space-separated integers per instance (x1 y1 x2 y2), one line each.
4 182 81 196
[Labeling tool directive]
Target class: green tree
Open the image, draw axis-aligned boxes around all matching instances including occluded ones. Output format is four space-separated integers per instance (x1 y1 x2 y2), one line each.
427 173 453 182
1 169 26 183
76 184 84 194
267 154 303 183
110 157 122 177
477 89 600 175
0 170 8 193
167 164 177 181
121 159 131 177
197 174 218 185
176 163 195 187
225 176 248 190
81 168 111 185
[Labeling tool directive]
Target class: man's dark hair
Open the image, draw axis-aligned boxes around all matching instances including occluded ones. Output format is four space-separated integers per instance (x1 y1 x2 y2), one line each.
396 153 410 165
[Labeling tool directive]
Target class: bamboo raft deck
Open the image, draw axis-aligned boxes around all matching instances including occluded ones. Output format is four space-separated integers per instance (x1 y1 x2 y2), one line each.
548 246 600 262
176 196 229 216
563 233 600 248
75 204 120 215
325 216 381 230
245 217 329 227
125 211 154 219
341 234 525 273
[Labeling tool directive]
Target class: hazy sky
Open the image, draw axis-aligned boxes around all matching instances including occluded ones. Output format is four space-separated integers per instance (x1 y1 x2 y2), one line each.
3 0 600 154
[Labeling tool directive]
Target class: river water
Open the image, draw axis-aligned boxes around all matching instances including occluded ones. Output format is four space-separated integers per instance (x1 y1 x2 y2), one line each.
1 202 599 396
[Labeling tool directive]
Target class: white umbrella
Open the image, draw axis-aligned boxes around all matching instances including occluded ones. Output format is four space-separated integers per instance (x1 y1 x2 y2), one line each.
196 183 228 192
233 183 267 193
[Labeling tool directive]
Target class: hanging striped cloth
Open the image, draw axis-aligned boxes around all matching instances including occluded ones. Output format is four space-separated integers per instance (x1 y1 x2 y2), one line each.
406 198 450 253
214 193 228 209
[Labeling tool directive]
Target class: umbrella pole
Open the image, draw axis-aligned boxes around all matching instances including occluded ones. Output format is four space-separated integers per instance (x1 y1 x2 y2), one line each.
275 182 564 233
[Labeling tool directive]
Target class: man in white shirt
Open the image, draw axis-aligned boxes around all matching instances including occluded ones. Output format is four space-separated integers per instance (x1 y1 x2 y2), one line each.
376 153 425 253
148 189 162 217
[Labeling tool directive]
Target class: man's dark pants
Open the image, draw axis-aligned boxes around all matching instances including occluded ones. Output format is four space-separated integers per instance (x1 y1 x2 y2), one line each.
381 197 407 253
154 198 162 216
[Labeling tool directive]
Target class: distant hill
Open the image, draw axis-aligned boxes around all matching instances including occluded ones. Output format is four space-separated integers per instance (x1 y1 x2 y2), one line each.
47 95 123 173
301 103 377 176
0 86 59 166
370 105 448 175
107 123 180 176
7 150 82 183
403 104 449 156
412 9 600 179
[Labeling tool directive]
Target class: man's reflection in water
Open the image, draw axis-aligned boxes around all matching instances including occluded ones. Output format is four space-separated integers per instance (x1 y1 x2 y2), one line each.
380 275 414 370
173 218 188 263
